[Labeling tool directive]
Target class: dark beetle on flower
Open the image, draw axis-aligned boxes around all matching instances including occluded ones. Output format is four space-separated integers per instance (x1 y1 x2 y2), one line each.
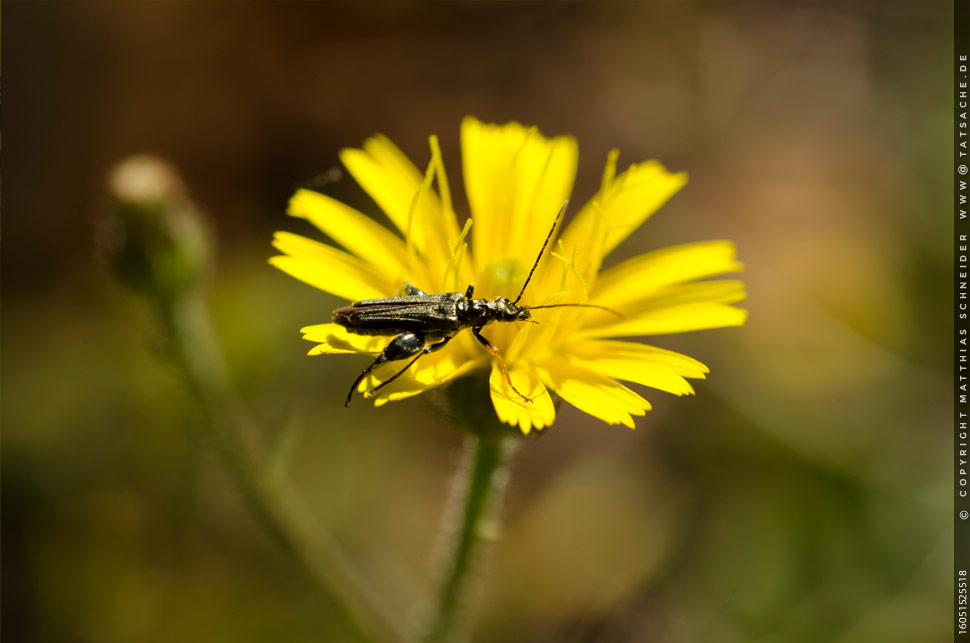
332 202 619 407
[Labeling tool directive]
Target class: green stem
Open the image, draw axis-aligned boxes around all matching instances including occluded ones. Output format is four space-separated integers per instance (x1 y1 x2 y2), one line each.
158 292 403 643
422 430 515 642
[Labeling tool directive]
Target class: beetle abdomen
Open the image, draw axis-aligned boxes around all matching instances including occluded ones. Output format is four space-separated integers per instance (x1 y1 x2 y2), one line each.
332 298 463 337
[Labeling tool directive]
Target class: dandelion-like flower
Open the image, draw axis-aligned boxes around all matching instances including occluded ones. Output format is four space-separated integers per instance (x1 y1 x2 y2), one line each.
271 117 746 433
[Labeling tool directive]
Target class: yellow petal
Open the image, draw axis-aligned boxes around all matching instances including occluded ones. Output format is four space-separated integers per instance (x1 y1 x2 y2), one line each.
592 241 743 307
270 232 389 301
581 280 747 337
575 340 710 378
489 362 556 434
398 140 464 288
423 135 466 287
597 304 748 336
558 156 687 289
339 135 460 285
287 188 410 279
339 135 434 250
535 356 651 428
300 323 387 355
569 339 707 396
367 351 485 405
461 116 577 295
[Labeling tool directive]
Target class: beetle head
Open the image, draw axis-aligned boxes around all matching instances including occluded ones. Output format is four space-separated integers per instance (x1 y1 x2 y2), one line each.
489 297 531 322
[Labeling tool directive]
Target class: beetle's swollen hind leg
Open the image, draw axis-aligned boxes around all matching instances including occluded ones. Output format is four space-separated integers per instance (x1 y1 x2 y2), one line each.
472 327 532 403
363 335 455 400
345 332 425 406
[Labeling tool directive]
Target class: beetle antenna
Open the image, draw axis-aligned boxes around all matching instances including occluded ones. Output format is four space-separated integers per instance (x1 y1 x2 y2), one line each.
525 302 623 317
512 200 568 305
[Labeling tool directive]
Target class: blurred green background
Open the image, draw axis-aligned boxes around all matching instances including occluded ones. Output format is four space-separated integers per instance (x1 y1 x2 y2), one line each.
3 2 953 641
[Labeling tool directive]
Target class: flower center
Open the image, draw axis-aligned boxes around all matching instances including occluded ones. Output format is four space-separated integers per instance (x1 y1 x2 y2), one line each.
478 257 528 300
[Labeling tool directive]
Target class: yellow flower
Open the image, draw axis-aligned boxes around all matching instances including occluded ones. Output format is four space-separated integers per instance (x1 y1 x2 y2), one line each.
271 117 746 433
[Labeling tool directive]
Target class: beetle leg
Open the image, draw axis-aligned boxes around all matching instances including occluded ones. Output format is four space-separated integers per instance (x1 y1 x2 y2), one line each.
345 332 425 406
363 335 455 400
471 328 532 403
465 284 475 298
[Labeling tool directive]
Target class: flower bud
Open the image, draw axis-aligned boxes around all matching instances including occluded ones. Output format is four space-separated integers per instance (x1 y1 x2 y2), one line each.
100 155 209 301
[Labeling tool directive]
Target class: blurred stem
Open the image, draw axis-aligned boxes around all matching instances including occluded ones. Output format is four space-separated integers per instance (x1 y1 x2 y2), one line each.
158 291 403 643
421 426 516 642
159 293 263 469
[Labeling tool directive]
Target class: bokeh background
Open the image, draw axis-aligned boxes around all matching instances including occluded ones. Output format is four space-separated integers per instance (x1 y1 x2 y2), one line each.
3 2 953 641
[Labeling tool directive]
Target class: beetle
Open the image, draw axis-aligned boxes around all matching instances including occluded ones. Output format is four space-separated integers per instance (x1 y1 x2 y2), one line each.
333 202 618 406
